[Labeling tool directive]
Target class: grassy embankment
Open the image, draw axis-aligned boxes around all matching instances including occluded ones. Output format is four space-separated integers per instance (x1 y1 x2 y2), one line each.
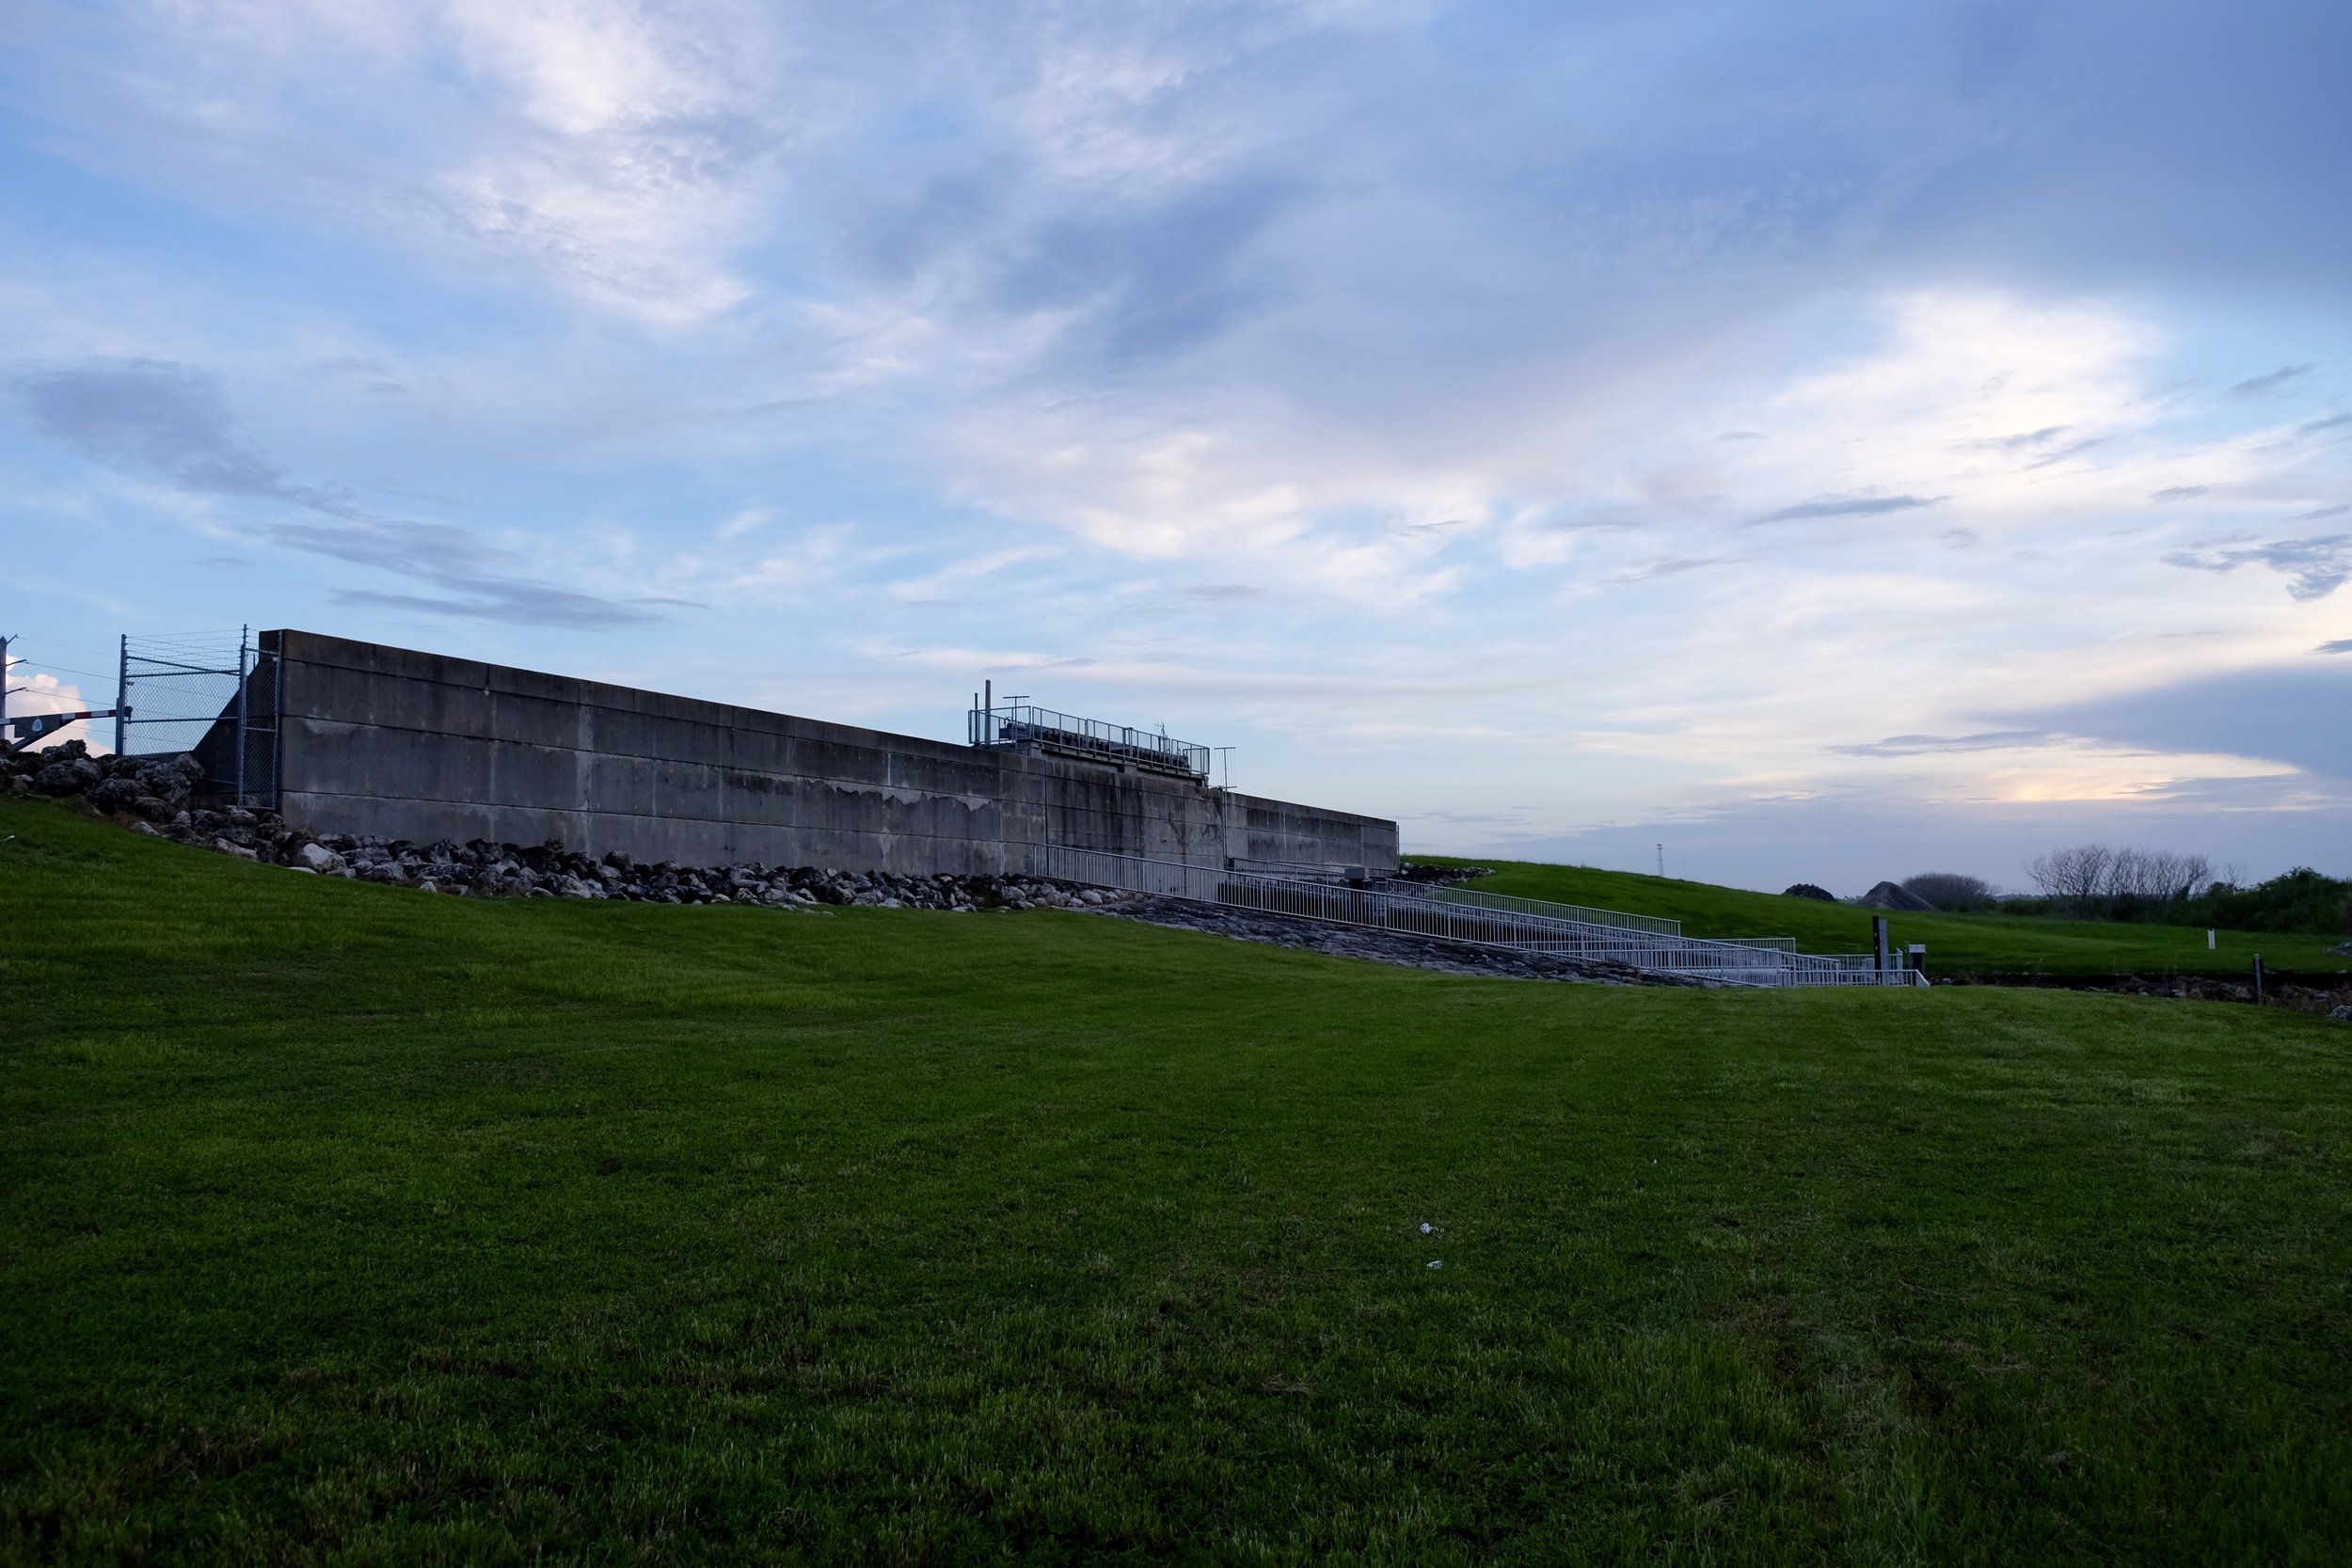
1407 855 2351 976
6 797 2351 1562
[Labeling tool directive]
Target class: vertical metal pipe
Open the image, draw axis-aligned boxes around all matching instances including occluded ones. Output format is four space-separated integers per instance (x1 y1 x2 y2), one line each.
115 634 128 755
270 630 285 809
234 625 249 805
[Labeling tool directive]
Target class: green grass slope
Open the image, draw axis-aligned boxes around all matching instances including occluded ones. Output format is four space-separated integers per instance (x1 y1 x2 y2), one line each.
1410 855 2352 976
5 798 2350 1563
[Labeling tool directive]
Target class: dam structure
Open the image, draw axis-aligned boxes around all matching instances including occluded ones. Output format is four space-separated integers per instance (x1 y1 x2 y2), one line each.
227 630 1398 879
106 627 1920 986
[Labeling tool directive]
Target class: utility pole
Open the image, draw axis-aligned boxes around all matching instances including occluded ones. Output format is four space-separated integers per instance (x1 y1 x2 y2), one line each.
1656 843 1665 879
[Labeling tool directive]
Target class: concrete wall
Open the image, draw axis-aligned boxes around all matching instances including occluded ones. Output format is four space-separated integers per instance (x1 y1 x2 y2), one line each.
265 630 1398 876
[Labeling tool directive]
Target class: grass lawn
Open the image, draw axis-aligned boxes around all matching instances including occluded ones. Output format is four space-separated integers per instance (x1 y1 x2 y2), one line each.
6 797 2351 1563
1407 856 2352 977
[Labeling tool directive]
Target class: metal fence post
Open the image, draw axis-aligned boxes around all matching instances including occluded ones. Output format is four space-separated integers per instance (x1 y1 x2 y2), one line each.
271 631 284 808
234 626 249 806
115 634 128 755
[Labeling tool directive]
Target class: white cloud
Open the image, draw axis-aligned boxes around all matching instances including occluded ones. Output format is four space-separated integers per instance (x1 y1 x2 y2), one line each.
32 0 787 321
10 1 2352 880
3 671 101 752
942 403 1494 604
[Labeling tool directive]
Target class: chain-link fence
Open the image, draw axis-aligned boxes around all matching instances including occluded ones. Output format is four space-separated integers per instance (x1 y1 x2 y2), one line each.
118 628 279 806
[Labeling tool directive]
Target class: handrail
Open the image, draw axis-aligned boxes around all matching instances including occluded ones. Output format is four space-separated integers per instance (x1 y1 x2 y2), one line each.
1019 845 1928 987
971 703 1211 779
1371 879 1682 937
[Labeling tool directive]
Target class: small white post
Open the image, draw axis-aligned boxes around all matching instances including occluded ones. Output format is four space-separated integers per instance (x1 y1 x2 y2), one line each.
2207 928 2217 951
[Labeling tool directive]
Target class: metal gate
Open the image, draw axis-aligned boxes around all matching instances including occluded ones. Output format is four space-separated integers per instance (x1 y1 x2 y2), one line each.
116 626 279 807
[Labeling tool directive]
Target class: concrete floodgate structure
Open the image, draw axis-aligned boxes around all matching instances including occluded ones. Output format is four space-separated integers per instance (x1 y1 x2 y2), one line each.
97 628 1920 987
258 630 1397 879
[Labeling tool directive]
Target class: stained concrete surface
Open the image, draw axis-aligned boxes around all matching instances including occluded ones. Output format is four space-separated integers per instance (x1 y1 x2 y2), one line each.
263 631 1398 878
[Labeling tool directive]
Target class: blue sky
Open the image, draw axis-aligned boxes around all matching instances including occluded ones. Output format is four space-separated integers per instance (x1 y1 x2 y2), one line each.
5 0 2348 892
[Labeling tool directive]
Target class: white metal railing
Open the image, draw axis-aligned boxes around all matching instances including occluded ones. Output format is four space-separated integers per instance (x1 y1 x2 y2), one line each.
1370 879 1682 937
1368 880 1916 983
1021 845 1927 988
970 703 1211 779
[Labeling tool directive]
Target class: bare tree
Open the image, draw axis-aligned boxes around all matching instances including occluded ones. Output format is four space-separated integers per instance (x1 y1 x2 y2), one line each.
2107 846 2150 899
2023 849 2058 900
2121 849 2213 901
2026 845 2113 912
1900 872 1997 911
2169 851 2216 900
2026 843 2215 912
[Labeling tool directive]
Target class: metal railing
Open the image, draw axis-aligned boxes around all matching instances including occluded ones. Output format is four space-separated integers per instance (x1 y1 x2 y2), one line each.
971 702 1211 780
1020 844 1927 987
1370 879 1682 937
1367 879 1916 982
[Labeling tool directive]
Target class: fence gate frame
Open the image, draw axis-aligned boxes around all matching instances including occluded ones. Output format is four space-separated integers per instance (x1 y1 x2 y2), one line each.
115 626 281 809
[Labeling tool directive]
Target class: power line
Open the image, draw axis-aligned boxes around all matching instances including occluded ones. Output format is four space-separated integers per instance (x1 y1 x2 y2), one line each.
5 655 117 685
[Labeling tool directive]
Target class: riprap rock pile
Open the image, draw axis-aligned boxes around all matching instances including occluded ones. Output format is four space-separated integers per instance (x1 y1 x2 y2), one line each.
1 738 1117 911
294 836 1118 911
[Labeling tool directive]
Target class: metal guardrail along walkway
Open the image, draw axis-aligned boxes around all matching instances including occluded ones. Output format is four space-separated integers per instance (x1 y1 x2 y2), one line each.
1019 845 1928 988
970 701 1212 780
1371 880 1883 972
1369 879 1682 936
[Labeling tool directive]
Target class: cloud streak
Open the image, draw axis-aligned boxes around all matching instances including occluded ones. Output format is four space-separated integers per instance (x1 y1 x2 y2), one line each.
1828 730 2054 758
2163 534 2352 601
2230 363 2314 396
14 358 660 626
1752 493 1945 525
